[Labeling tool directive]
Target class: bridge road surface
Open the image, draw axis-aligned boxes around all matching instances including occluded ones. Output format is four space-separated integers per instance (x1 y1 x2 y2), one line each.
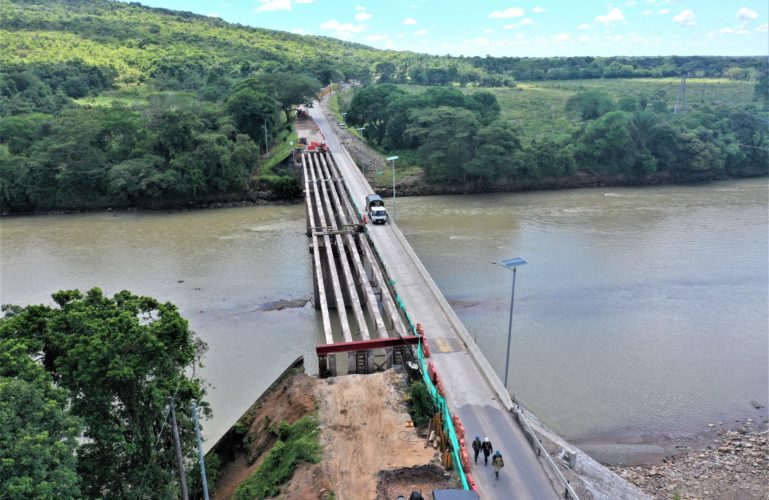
308 103 559 500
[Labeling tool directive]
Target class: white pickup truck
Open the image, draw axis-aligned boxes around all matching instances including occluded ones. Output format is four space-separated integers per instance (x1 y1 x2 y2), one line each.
365 194 388 225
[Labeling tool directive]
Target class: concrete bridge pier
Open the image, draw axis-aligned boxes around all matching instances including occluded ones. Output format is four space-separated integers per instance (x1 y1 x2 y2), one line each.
318 354 337 377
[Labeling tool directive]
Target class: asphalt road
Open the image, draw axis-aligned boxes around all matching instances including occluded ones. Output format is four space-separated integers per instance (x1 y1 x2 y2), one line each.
308 102 559 500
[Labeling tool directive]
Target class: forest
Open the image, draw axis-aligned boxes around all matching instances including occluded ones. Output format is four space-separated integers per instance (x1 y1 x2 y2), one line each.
0 0 767 213
343 82 768 188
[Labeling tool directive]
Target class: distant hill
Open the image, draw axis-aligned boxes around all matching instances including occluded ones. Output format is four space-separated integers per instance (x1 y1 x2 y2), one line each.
2 0 765 90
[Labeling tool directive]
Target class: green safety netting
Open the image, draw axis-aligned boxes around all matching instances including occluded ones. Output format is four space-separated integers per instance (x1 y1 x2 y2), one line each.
417 341 470 491
366 216 469 490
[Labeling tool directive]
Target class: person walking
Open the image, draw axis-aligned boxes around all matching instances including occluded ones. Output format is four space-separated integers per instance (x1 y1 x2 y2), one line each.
492 451 504 480
481 436 493 466
471 436 482 464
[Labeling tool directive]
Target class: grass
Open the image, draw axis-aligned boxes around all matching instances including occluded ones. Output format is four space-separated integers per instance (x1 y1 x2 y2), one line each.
257 122 298 179
395 78 758 144
233 414 323 500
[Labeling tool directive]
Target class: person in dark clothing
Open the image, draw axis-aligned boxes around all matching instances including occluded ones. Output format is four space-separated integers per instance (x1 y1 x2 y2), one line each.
472 436 482 464
481 436 493 465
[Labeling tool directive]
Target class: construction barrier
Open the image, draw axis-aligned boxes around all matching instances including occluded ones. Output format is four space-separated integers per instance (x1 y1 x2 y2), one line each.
417 341 469 490
466 473 478 492
460 448 471 472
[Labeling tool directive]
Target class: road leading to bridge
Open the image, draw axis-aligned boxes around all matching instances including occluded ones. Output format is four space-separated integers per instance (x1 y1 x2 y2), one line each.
308 102 560 499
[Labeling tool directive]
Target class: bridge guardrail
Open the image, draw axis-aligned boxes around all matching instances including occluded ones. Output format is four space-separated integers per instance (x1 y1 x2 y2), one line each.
372 205 580 499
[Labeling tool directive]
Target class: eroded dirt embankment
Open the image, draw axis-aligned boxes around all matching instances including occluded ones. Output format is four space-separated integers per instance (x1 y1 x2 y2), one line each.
210 366 445 499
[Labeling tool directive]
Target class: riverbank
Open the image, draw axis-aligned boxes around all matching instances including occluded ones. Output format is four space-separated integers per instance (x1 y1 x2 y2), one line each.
608 419 768 499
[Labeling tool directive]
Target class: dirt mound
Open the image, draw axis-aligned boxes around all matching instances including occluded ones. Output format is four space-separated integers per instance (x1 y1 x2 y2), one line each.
376 464 457 500
316 370 439 500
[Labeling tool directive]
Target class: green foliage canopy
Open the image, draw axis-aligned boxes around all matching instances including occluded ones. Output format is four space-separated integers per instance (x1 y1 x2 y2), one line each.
0 289 209 498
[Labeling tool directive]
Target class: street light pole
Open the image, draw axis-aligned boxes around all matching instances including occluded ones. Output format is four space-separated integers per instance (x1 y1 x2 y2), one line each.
386 156 398 221
492 257 527 389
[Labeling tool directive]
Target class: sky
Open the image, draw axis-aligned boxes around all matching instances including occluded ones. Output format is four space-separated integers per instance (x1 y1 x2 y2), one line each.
129 0 769 57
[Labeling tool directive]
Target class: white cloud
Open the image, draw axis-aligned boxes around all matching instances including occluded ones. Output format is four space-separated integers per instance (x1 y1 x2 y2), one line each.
578 34 592 42
556 33 571 41
355 5 366 10
657 8 669 14
503 18 534 29
673 9 696 26
484 28 494 34
625 0 637 6
642 9 652 15
489 7 525 19
532 6 546 13
595 8 624 24
319 19 366 39
577 23 592 30
708 26 751 36
403 17 418 25
291 28 305 34
355 12 372 21
295 0 314 3
516 33 526 39
736 7 758 20
256 0 292 12
757 23 769 32
415 29 428 36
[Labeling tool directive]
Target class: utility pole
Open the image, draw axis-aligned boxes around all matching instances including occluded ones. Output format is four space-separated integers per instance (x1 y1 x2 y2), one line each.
192 402 210 500
168 397 189 500
674 73 687 115
263 121 269 155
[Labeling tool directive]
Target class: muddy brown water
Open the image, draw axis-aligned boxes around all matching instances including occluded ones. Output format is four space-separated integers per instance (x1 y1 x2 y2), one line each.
1 178 766 450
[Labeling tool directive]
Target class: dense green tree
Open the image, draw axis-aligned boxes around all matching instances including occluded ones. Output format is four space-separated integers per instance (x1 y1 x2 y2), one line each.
226 88 280 149
531 138 577 178
407 106 480 183
575 111 635 173
384 93 429 148
0 288 209 499
466 120 522 184
348 84 406 144
565 91 615 121
0 338 82 499
236 73 321 119
467 90 502 125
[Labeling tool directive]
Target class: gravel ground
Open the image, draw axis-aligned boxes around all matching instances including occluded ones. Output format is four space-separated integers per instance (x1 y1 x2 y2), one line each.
609 419 768 500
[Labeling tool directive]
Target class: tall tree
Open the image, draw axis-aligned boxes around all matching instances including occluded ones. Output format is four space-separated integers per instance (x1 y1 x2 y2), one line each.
236 73 321 119
0 289 209 499
347 84 406 144
0 337 81 499
565 91 615 121
226 88 280 150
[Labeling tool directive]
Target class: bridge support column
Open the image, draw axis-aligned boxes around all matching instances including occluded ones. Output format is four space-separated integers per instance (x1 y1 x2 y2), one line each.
347 352 356 374
318 354 337 378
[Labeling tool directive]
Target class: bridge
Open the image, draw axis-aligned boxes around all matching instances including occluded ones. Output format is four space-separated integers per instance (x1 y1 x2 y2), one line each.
299 102 573 499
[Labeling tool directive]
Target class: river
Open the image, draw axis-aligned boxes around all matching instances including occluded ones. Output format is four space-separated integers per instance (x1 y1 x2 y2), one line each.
1 179 767 448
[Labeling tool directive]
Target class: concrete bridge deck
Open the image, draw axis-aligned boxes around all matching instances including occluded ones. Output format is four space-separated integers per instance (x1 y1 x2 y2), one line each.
306 102 562 499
